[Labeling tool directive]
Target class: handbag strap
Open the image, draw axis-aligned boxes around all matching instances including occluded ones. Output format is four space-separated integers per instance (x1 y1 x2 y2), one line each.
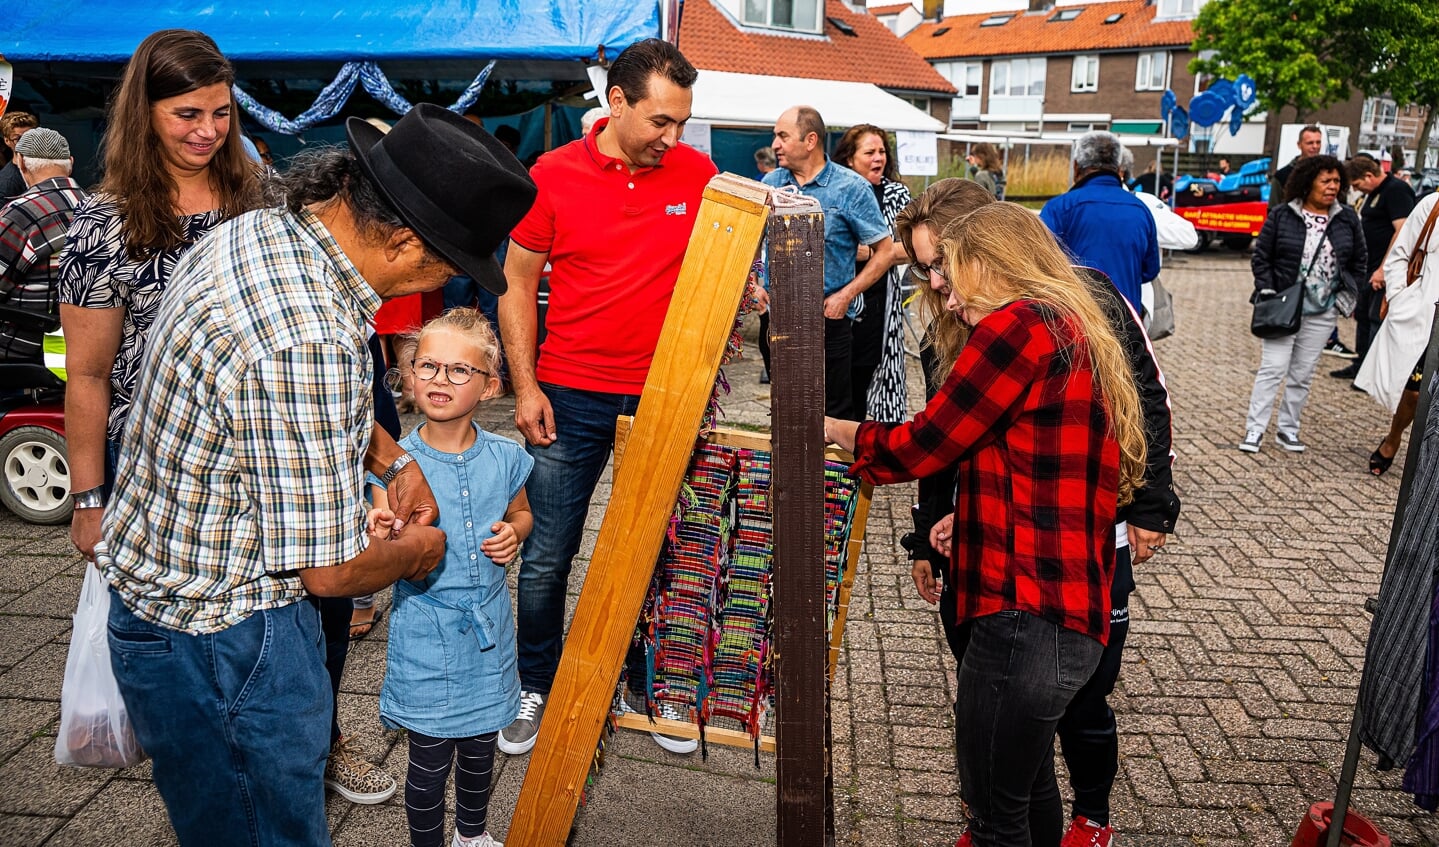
1406 199 1439 288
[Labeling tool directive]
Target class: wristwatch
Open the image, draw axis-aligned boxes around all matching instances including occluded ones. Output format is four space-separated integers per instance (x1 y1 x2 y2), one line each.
381 453 416 484
72 486 106 510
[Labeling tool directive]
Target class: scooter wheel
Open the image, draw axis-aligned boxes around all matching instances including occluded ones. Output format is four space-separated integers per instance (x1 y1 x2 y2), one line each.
0 426 72 525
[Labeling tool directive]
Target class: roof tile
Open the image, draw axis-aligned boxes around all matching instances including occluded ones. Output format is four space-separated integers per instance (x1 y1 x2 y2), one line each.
681 0 956 94
905 0 1194 60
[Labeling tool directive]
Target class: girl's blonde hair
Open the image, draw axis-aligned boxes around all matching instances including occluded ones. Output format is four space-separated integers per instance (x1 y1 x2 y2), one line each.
417 307 503 380
894 178 995 381
939 203 1146 505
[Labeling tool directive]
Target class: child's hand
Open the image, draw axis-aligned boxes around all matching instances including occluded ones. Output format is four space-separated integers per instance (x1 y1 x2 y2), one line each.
480 521 520 565
366 507 400 540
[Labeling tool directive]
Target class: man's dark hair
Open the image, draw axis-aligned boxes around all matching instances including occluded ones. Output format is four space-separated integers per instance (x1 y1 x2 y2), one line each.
1284 154 1348 203
795 107 826 146
280 146 408 241
1345 156 1382 181
607 38 698 105
493 124 521 155
1299 124 1322 139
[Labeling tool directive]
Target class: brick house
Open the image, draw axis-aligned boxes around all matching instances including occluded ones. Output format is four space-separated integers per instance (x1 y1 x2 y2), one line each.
680 0 957 131
903 0 1363 168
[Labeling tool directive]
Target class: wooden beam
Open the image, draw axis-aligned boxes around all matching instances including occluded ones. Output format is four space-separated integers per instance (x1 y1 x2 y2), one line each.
611 712 778 754
766 204 833 846
614 417 856 464
507 174 770 847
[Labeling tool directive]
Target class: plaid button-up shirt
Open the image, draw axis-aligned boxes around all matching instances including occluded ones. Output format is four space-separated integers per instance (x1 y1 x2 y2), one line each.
851 300 1119 644
100 206 380 633
0 177 87 360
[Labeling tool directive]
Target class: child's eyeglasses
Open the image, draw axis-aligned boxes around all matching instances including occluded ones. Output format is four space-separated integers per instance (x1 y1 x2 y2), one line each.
412 358 488 386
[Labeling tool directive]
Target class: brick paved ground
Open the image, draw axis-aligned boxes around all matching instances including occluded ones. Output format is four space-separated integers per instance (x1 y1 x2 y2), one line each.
0 250 1433 846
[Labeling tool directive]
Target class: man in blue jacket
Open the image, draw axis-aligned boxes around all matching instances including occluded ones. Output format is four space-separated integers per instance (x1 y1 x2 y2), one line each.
1041 131 1159 313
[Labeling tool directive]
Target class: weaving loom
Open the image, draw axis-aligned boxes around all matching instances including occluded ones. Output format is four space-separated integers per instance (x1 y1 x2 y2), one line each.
612 423 872 754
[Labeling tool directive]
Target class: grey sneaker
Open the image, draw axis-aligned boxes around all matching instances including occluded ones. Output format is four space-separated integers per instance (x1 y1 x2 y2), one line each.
619 692 699 755
1238 430 1263 453
1276 432 1307 452
499 690 545 755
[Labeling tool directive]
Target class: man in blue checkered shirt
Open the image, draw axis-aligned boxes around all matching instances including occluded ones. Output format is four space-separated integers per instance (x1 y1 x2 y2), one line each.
95 106 535 845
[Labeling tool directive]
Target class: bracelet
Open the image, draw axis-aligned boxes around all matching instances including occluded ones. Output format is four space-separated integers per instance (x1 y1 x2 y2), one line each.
72 486 106 510
380 452 416 484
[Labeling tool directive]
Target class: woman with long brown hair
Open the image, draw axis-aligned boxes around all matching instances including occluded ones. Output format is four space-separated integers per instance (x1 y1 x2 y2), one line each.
833 122 910 422
59 29 265 559
966 141 1005 198
826 202 1147 847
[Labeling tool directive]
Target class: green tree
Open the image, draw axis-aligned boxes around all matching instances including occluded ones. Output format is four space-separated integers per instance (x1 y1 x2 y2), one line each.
1350 0 1439 168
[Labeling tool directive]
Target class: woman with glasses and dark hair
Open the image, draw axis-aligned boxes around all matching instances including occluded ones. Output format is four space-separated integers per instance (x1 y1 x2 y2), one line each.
834 123 911 423
1239 154 1365 454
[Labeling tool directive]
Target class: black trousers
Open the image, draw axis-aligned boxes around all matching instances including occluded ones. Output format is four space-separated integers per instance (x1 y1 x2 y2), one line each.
405 731 498 847
312 596 353 745
1355 284 1383 363
941 545 1133 829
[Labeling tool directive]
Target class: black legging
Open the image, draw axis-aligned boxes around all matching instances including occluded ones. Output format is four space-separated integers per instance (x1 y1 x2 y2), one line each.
405 731 498 847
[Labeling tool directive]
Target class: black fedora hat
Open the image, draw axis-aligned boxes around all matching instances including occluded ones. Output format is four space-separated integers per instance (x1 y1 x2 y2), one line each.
346 104 536 295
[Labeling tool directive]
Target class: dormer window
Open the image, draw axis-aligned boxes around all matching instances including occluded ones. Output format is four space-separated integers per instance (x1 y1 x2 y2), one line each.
742 0 822 34
981 14 1015 26
1156 0 1203 19
1049 8 1082 21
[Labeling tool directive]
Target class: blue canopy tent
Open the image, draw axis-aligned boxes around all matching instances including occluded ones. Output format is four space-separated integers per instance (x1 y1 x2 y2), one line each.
1 1 657 63
1 1 658 179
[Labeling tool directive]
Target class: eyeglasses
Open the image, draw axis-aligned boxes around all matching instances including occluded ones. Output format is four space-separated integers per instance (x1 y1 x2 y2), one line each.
909 259 950 285
412 358 488 386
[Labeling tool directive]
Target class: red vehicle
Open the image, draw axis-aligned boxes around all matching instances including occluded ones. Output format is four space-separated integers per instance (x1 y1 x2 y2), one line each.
0 305 70 525
1172 156 1272 251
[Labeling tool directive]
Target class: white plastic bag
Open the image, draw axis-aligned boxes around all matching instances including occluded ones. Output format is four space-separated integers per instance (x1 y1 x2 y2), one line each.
54 564 145 768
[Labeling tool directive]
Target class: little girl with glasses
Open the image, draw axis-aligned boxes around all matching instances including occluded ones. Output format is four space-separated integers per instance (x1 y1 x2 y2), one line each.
367 307 532 847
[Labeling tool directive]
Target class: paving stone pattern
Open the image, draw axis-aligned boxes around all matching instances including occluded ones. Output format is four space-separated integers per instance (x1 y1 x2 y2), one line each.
0 251 1434 845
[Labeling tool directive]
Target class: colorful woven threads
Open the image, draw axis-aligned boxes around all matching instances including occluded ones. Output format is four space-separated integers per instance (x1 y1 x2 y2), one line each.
634 443 862 743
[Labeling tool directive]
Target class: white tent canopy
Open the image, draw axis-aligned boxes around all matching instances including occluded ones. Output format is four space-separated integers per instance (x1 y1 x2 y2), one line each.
691 70 945 133
939 131 1180 148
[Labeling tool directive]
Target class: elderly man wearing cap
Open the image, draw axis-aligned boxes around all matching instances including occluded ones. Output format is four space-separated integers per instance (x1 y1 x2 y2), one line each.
0 128 87 363
96 104 536 844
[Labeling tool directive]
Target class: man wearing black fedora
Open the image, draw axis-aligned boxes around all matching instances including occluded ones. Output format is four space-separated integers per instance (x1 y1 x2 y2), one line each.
95 103 536 845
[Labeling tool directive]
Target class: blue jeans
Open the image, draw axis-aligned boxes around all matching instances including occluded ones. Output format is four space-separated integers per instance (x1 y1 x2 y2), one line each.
108 592 332 846
516 383 640 694
953 611 1103 847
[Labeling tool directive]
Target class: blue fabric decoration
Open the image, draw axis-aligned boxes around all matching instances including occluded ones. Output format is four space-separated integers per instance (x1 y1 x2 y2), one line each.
1188 91 1226 128
234 61 496 136
1169 105 1189 140
1205 79 1236 109
1234 74 1258 109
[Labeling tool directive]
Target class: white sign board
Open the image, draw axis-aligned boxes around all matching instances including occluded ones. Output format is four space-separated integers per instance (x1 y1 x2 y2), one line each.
896 130 938 176
684 120 713 156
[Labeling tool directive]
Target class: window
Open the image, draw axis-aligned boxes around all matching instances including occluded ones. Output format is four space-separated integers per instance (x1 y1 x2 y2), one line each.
991 58 1046 97
1156 0 1200 18
1071 55 1099 92
937 61 982 98
742 0 821 33
981 14 1014 26
1135 51 1168 91
1103 12 1123 23
1049 8 1083 22
1068 122 1107 132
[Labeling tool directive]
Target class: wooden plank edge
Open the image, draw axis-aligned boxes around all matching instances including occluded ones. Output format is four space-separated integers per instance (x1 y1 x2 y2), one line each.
615 416 856 463
612 712 777 754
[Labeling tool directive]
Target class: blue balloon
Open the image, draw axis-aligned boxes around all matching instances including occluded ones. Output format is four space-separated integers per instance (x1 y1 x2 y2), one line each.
1189 91 1226 127
1234 74 1258 108
1229 104 1246 137
1170 105 1189 140
1206 79 1236 108
1161 89 1178 122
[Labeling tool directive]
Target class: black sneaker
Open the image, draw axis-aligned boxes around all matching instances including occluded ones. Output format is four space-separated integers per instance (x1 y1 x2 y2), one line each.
1275 432 1307 452
498 690 545 755
1322 339 1358 359
1329 363 1359 379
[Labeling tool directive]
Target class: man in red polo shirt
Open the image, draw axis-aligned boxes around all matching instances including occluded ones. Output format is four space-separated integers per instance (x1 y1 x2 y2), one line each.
497 38 717 756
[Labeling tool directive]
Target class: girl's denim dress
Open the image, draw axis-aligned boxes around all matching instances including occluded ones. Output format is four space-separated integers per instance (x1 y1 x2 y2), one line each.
378 423 533 738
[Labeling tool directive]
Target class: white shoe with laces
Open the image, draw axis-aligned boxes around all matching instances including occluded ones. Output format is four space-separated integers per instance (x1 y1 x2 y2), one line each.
618 693 700 755
452 831 502 847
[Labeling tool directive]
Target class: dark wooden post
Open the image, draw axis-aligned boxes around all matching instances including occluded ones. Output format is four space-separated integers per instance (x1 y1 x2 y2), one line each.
766 202 833 846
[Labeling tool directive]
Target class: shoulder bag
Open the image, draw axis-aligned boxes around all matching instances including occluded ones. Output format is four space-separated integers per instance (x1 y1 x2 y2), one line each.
1380 198 1439 320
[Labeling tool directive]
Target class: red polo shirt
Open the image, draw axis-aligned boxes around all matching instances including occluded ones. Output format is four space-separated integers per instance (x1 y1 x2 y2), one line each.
510 119 717 394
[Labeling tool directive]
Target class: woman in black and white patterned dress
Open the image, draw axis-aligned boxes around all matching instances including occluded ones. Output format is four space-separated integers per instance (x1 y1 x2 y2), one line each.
58 29 265 560
835 124 912 423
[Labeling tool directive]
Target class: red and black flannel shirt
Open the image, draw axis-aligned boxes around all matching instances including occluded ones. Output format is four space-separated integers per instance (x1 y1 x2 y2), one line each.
851 300 1119 644
0 176 88 360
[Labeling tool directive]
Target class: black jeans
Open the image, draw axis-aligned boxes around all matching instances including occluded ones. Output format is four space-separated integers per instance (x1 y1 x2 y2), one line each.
1056 545 1132 825
757 313 857 420
313 595 353 745
952 611 1103 847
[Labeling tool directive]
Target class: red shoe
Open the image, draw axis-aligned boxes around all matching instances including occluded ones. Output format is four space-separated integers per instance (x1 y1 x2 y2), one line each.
954 832 972 847
1061 816 1113 847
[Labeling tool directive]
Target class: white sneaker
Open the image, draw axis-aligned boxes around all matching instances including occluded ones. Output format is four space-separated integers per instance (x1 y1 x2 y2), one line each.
619 693 699 755
452 831 502 847
1275 431 1307 452
498 690 544 755
1238 430 1263 453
